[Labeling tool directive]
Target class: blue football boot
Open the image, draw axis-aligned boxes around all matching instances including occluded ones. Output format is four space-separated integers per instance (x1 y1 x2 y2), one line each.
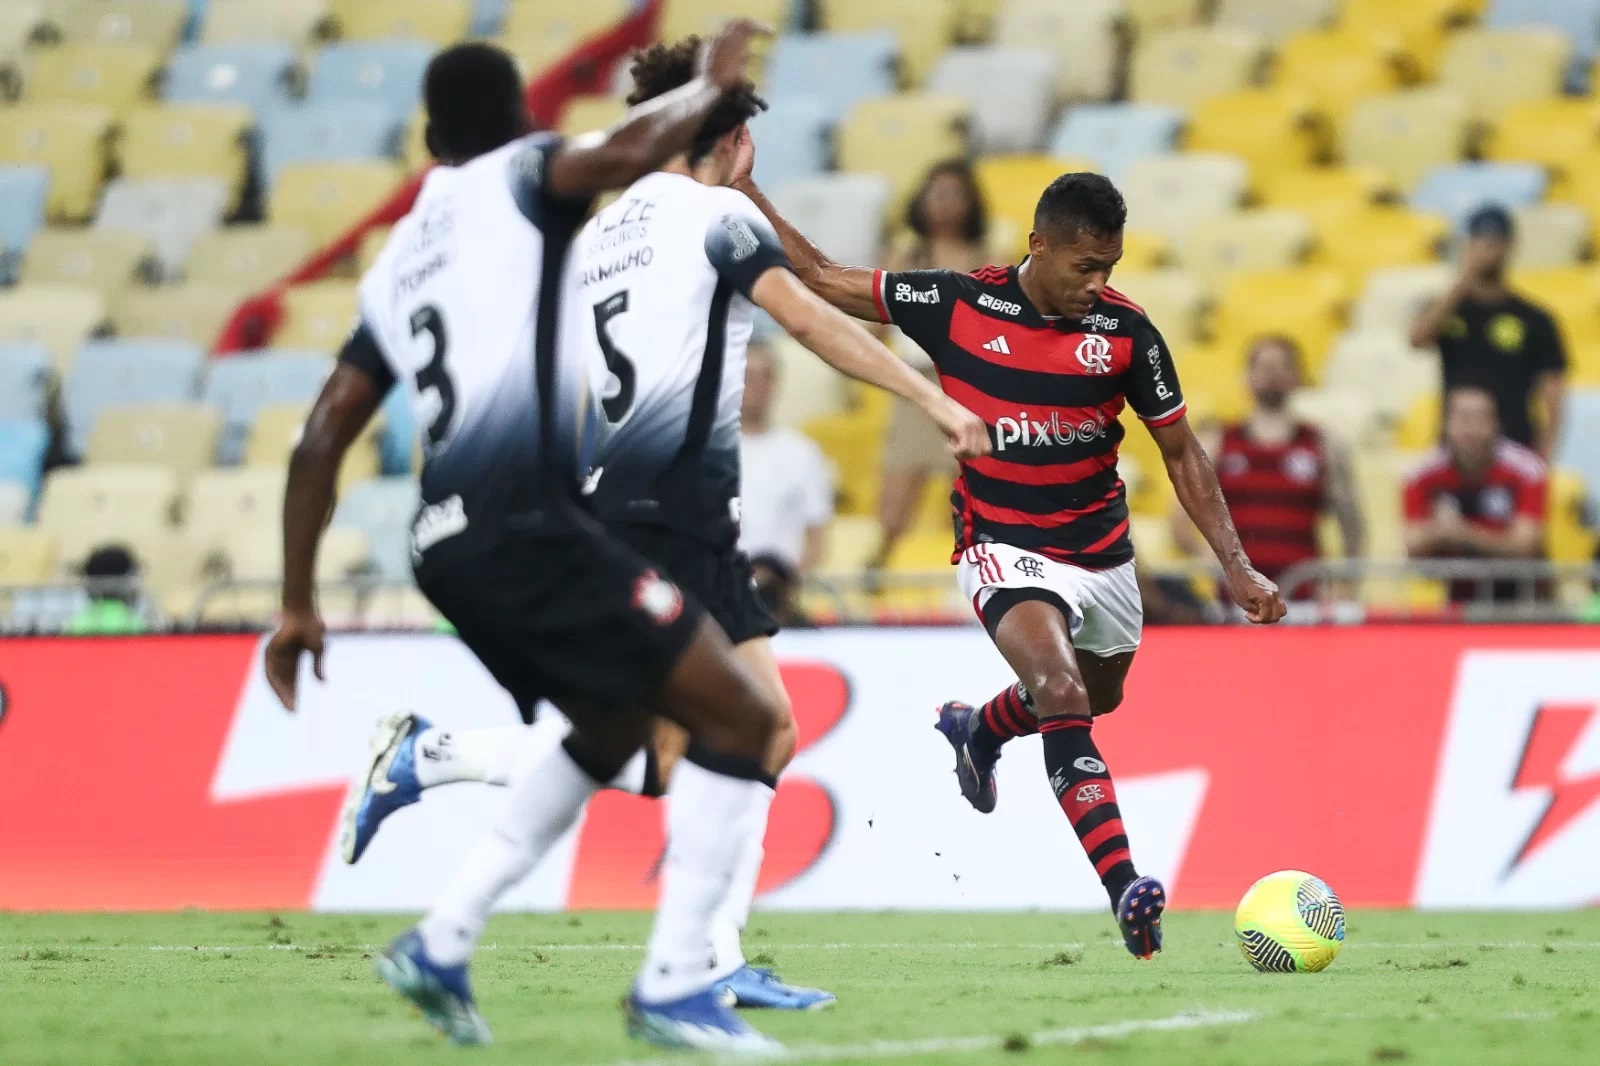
934 701 999 813
341 711 429 864
1117 875 1167 959
717 964 836 1010
375 929 491 1046
626 985 782 1053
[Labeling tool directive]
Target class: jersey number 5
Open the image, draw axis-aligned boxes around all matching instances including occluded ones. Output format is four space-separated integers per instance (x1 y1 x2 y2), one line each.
593 291 635 423
410 305 455 448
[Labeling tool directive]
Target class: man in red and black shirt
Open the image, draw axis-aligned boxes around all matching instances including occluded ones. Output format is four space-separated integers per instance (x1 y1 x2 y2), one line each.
734 151 1285 959
1404 384 1547 603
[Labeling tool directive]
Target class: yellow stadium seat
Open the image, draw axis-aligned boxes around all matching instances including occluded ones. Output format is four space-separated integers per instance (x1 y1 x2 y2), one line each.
1106 269 1207 350
1289 385 1383 443
112 283 246 349
1342 88 1471 191
225 523 370 581
1549 467 1598 565
401 108 430 170
1175 210 1313 293
270 161 403 246
1185 90 1330 178
1119 152 1249 240
85 404 222 482
1256 165 1396 228
0 103 113 221
802 411 886 516
1313 207 1447 285
816 515 878 575
975 154 1094 260
993 0 1121 101
183 466 285 546
276 281 358 353
1512 203 1590 270
24 43 162 116
559 95 627 137
357 225 391 273
1354 446 1414 565
0 526 55 585
1274 29 1415 121
330 0 470 42
1210 267 1348 380
1123 0 1206 37
659 0 787 60
952 0 999 43
1395 392 1441 451
117 104 253 212
1351 264 1454 333
1179 352 1252 422
503 0 627 42
884 530 955 573
1214 0 1339 42
1484 99 1600 199
768 335 851 428
1438 29 1570 122
0 285 107 372
38 463 178 567
245 402 378 491
201 0 330 43
1509 266 1600 352
48 0 187 48
819 0 960 85
1129 27 1267 109
1339 0 1479 74
1116 405 1171 514
20 229 153 295
1322 328 1441 422
838 93 969 214
1119 229 1170 271
1 5 46 57
186 225 313 292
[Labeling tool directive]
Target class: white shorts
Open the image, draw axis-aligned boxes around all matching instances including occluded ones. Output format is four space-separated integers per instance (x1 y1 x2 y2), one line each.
957 543 1143 657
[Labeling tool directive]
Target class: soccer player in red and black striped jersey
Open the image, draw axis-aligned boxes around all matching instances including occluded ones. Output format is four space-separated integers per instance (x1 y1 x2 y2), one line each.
734 153 1286 959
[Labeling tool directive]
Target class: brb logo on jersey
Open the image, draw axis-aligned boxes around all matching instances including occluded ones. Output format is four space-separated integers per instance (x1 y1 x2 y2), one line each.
994 410 1109 452
895 283 939 305
978 293 1022 316
1076 334 1113 374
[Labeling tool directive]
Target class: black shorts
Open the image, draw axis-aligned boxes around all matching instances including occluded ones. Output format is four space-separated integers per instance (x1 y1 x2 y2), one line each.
413 511 704 722
610 523 778 647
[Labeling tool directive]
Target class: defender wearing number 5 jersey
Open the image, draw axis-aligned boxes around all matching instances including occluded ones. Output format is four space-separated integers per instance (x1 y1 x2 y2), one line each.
733 158 1288 964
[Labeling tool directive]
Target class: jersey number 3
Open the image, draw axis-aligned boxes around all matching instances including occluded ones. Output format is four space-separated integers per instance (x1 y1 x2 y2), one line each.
593 291 635 423
410 305 455 448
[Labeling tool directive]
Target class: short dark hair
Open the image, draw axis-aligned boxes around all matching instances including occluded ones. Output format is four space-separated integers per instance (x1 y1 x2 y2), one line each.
1247 334 1303 373
424 43 527 162
628 37 766 164
1033 172 1126 240
906 159 988 246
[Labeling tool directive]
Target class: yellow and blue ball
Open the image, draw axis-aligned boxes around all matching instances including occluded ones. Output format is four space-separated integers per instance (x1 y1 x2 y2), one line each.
1234 870 1346 973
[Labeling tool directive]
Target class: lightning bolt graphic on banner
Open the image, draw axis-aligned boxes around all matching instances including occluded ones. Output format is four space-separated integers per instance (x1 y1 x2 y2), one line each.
1509 702 1600 872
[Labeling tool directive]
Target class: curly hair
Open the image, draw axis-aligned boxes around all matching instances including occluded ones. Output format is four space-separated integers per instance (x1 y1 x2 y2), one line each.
906 159 988 246
627 37 767 164
1034 172 1127 240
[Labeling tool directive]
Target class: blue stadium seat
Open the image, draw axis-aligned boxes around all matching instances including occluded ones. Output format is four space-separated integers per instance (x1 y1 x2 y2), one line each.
470 0 508 36
306 41 435 121
1048 103 1185 180
751 93 831 187
202 349 331 462
1557 387 1600 502
0 343 52 423
0 418 50 502
64 340 206 457
333 475 420 579
165 43 298 110
1409 162 1549 231
257 102 402 190
766 32 899 125
0 166 51 263
1487 0 1600 90
379 381 415 475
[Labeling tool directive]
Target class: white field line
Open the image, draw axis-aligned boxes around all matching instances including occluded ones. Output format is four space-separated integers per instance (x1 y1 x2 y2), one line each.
6 940 1600 954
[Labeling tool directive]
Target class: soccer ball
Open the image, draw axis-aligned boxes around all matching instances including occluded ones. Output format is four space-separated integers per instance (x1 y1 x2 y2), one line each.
1234 870 1346 973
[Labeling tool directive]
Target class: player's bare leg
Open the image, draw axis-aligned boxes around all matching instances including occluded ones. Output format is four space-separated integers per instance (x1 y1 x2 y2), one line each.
1078 649 1135 717
985 598 1163 958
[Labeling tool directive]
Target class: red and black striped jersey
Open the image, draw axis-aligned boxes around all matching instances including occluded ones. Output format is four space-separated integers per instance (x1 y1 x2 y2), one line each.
871 263 1186 569
1214 422 1328 582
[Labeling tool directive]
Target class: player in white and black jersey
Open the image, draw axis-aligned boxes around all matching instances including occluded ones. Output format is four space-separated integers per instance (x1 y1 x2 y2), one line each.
259 29 831 1055
331 38 991 1017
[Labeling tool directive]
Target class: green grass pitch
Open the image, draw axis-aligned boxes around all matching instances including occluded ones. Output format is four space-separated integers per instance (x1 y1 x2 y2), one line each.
2 911 1597 1064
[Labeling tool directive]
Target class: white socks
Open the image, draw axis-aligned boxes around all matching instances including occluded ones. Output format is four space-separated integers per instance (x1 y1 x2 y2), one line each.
412 726 527 788
709 830 764 975
636 757 775 1003
418 740 599 966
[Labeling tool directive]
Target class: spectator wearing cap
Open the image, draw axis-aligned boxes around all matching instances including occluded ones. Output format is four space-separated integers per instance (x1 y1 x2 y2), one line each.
1410 205 1568 459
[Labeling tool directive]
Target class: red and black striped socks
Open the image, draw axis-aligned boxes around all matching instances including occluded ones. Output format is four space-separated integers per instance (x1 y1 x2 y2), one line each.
969 682 1038 760
1040 716 1137 905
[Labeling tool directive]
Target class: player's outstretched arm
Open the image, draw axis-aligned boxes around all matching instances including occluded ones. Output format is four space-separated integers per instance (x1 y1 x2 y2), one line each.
545 19 769 200
264 361 385 711
751 267 990 460
1149 415 1287 624
730 168 880 324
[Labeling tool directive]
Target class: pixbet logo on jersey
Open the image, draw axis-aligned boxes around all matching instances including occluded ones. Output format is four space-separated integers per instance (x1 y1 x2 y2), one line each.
994 410 1109 452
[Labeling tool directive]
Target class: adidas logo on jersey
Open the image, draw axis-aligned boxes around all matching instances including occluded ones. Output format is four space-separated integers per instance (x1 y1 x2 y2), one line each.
982 335 1011 355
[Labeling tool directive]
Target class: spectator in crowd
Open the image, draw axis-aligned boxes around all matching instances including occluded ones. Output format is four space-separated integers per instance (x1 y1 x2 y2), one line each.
869 160 991 570
1404 384 1548 603
66 545 146 635
1409 205 1567 458
749 553 813 629
1173 335 1363 599
738 341 834 574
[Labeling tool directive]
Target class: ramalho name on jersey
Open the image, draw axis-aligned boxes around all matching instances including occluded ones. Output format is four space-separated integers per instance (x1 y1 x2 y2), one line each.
872 263 1186 569
568 171 789 546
